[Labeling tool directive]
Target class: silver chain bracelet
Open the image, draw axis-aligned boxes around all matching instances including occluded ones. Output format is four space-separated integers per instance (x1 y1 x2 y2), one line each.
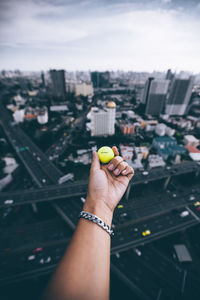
79 211 114 236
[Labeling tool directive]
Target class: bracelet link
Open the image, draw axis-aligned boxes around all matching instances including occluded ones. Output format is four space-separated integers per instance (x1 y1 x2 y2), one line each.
79 211 114 236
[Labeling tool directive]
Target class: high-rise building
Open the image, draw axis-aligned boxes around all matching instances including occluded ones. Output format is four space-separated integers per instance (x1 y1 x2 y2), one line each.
165 69 175 101
166 69 175 81
90 102 116 136
143 79 169 115
165 77 193 115
91 71 110 88
41 72 46 88
50 69 66 102
186 93 200 116
142 77 154 104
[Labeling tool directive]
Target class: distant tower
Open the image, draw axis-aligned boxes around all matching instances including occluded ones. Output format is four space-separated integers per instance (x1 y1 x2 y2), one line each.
166 69 174 81
50 69 66 102
165 69 175 101
91 71 110 88
165 77 194 116
91 102 116 136
41 72 46 88
144 78 169 115
142 77 154 104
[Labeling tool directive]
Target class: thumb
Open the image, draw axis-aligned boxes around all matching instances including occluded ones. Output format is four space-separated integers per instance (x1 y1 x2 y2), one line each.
91 151 101 171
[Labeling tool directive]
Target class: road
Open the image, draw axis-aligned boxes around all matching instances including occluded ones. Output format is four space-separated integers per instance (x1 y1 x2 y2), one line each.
45 96 98 159
0 104 63 187
0 161 199 207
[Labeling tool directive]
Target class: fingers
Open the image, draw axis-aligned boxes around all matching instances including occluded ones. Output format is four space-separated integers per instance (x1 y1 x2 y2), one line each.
96 145 134 180
112 146 119 156
122 166 134 180
107 152 134 180
108 155 123 171
90 151 100 172
113 161 128 176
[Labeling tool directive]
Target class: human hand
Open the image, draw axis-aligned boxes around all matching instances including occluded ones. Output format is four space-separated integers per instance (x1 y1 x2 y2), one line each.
84 146 134 224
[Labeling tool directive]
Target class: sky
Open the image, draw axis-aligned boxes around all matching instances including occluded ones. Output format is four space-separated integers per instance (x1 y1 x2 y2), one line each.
0 0 200 72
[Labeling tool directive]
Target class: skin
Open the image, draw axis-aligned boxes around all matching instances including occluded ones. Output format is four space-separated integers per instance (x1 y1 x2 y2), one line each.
44 146 134 300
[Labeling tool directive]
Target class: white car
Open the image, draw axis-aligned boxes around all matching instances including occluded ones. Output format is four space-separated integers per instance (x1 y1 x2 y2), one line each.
142 171 149 176
4 199 14 205
180 211 189 218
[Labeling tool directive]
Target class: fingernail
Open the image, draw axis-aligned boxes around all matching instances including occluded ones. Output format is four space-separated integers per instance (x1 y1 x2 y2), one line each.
108 164 114 170
122 169 127 175
114 168 119 175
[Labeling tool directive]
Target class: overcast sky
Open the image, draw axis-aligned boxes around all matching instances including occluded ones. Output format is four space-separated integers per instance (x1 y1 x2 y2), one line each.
0 0 200 72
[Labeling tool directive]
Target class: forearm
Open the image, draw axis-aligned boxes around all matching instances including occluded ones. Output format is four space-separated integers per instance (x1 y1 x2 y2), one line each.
45 199 113 300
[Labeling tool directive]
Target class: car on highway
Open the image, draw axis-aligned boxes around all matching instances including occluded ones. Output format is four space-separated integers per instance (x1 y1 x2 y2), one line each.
142 229 151 237
4 199 14 205
180 211 189 218
142 171 149 176
17 146 29 152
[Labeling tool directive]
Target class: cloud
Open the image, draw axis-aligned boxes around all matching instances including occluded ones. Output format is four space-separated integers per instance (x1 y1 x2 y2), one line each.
161 0 171 3
0 0 200 72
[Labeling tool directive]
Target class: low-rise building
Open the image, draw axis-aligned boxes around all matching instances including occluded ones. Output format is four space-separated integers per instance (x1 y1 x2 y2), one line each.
153 136 187 161
66 151 92 165
120 124 135 135
131 158 144 170
13 94 26 106
185 145 200 161
50 105 69 112
155 123 175 137
13 109 25 123
135 146 149 160
184 135 199 147
2 157 18 174
37 107 48 124
75 82 94 97
148 154 166 168
165 127 175 137
119 145 134 161
155 123 166 136
0 174 13 191
153 136 177 148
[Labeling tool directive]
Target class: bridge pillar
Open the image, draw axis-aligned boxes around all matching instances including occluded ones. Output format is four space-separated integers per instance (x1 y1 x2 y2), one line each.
125 184 131 200
164 176 171 190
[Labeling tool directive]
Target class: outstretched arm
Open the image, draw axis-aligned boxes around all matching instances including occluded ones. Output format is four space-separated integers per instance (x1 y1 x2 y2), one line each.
44 146 134 300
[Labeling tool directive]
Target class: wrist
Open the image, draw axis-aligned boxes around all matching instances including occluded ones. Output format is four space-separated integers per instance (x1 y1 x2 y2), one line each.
83 197 113 227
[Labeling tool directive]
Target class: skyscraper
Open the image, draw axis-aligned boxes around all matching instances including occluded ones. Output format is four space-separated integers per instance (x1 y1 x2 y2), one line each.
165 69 175 81
41 72 46 88
165 77 193 115
91 71 110 88
142 77 154 104
143 78 169 115
91 102 116 136
50 69 66 102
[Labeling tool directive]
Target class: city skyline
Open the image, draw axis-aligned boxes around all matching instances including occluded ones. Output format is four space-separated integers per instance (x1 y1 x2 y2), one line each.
0 0 200 72
1 23 200 299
